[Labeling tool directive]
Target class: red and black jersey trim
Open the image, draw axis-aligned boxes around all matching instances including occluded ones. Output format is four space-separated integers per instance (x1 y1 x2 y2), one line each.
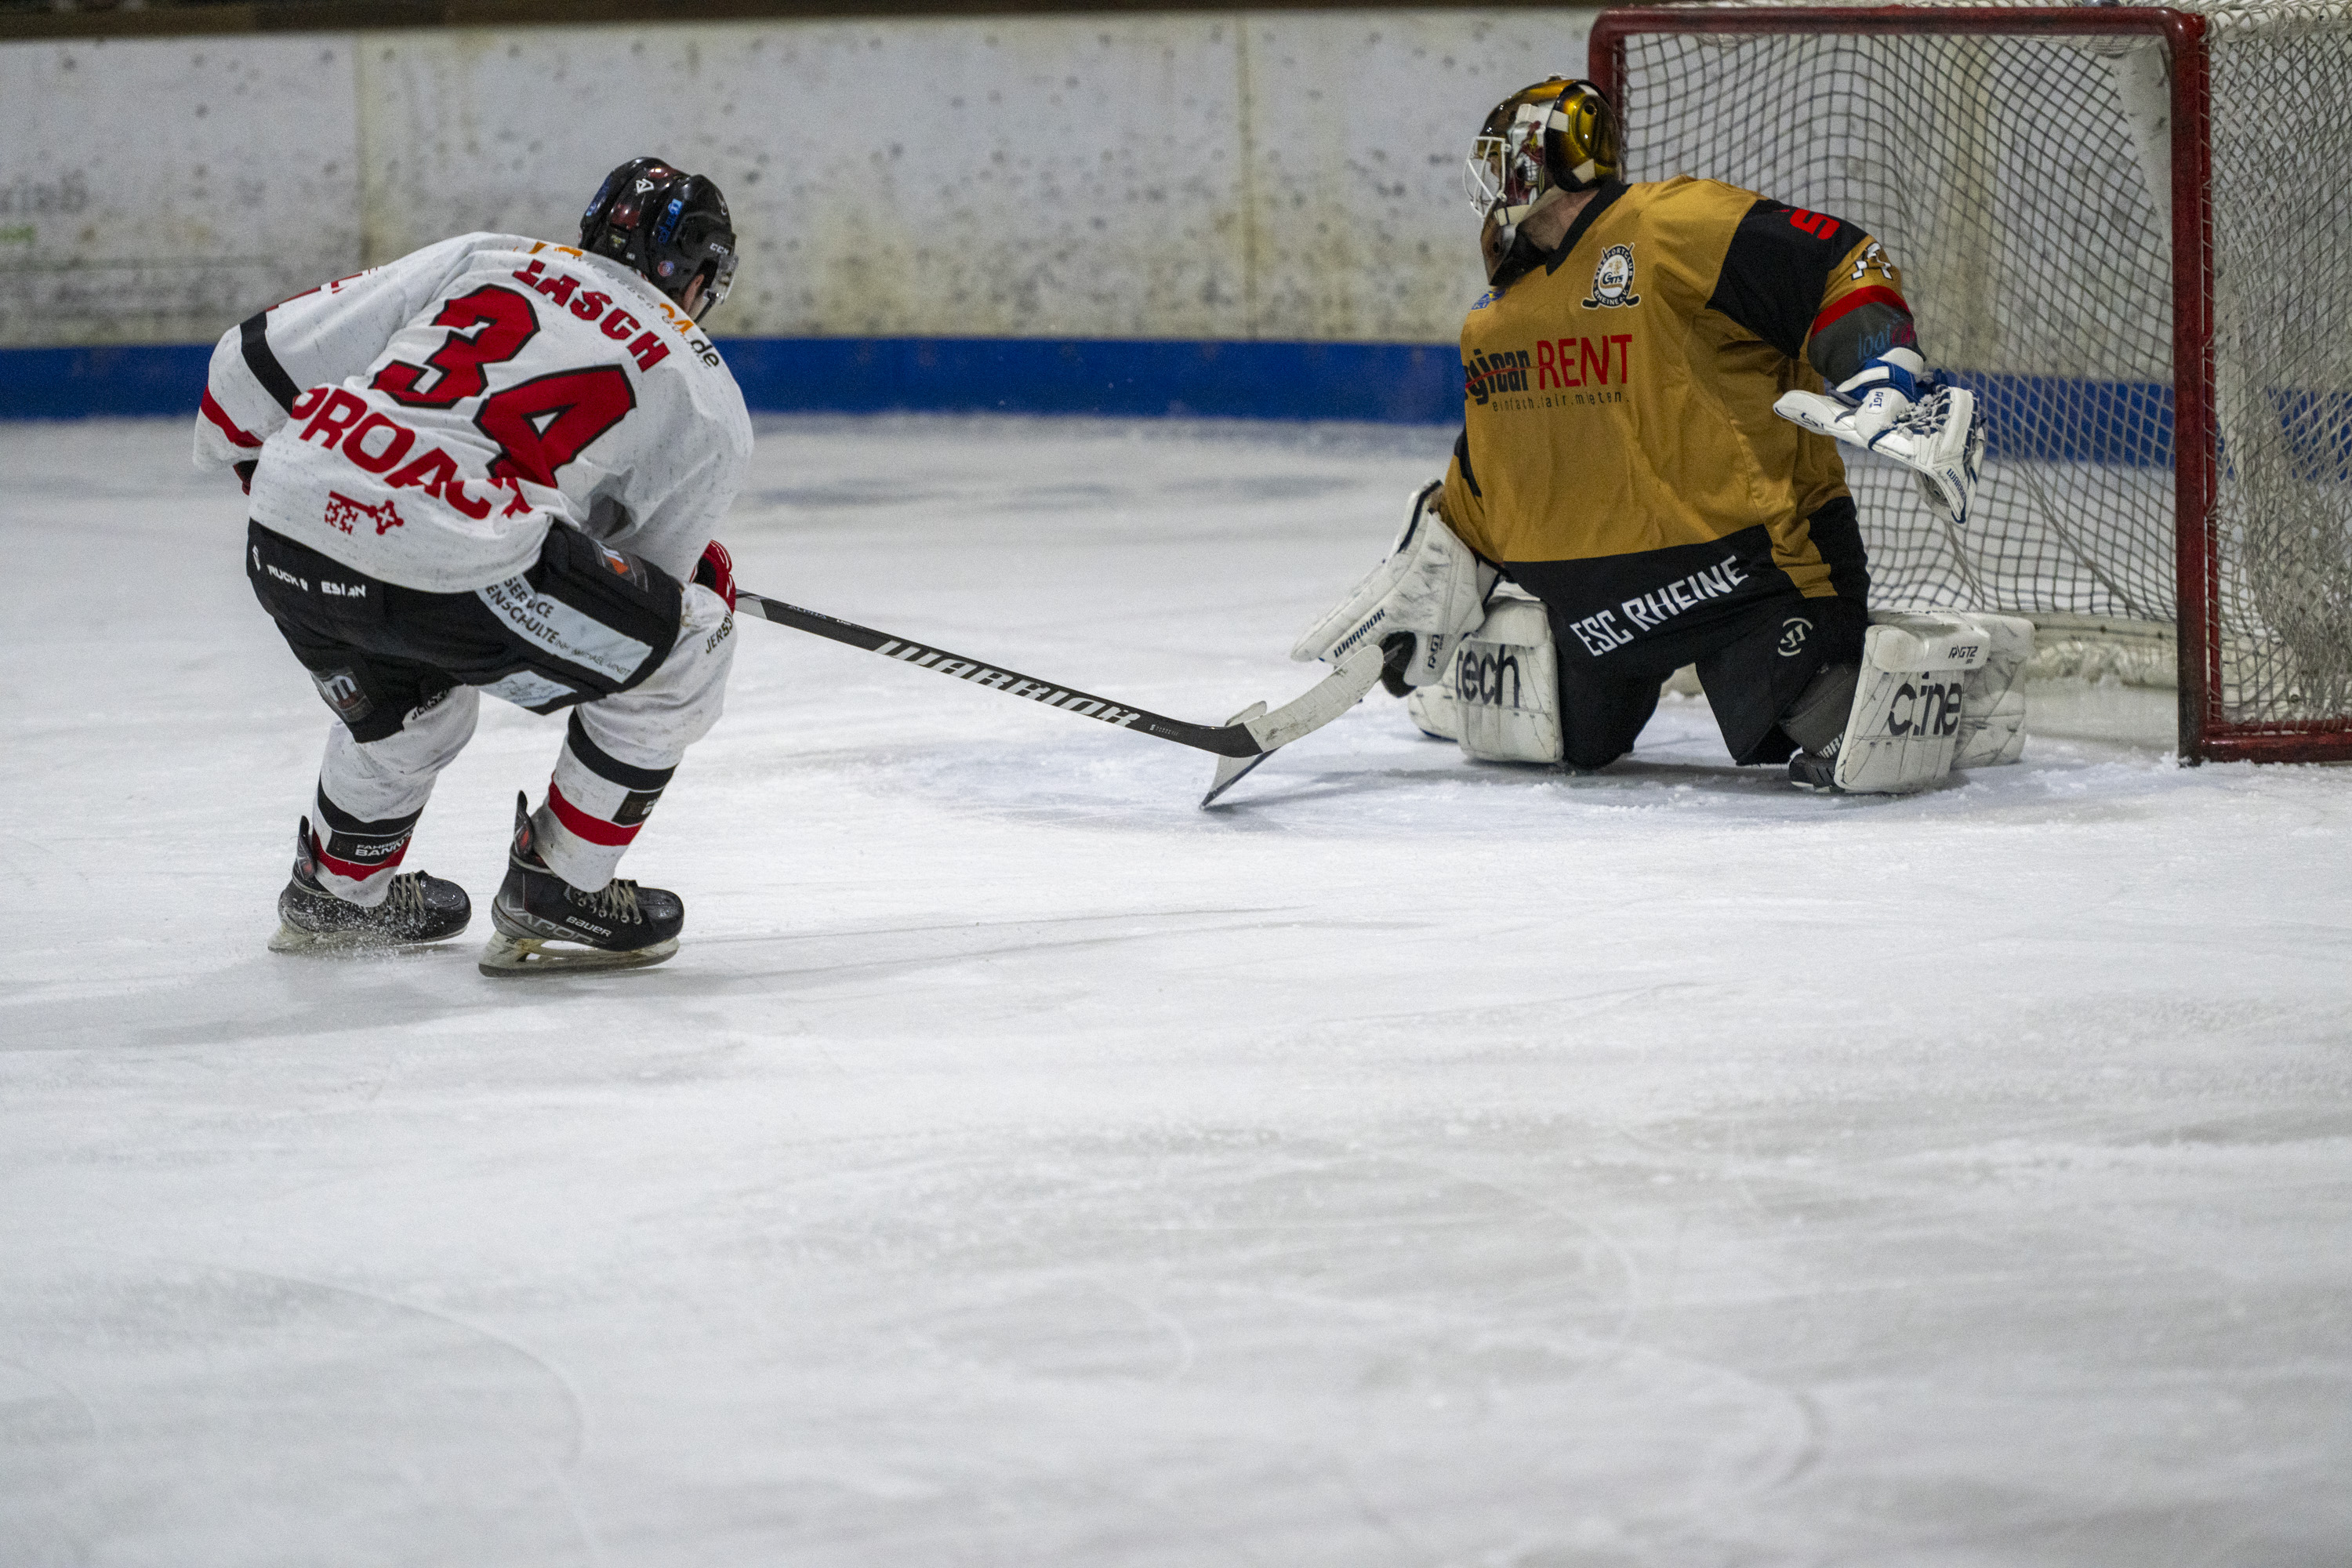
1705 199 1875 362
240 310 301 414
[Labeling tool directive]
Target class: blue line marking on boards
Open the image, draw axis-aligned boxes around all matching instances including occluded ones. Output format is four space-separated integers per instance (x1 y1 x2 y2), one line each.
5 337 2307 477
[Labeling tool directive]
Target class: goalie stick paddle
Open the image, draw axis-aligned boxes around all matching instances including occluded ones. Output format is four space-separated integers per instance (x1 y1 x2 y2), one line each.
729 590 1382 800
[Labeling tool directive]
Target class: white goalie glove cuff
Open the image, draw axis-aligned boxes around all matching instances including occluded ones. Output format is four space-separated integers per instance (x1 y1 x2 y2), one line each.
1291 479 1499 688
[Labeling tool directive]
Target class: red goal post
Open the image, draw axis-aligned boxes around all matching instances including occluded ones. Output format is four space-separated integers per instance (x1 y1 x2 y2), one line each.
1591 4 2352 764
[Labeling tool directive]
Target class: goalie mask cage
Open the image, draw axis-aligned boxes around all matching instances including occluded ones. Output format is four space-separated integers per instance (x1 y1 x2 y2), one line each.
1592 2 2352 763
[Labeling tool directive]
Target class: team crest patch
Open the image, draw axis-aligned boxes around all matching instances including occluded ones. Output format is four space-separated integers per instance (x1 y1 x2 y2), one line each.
1581 243 1641 310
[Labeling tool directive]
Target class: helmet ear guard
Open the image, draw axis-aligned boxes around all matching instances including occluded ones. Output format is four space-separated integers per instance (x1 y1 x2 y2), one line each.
580 157 739 321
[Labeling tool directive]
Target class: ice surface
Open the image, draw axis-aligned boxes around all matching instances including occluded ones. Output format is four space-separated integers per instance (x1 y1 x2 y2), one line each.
2 416 2349 1567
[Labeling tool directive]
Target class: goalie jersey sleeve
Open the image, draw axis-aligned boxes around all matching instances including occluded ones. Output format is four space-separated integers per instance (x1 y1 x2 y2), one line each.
1440 176 1909 665
197 234 752 592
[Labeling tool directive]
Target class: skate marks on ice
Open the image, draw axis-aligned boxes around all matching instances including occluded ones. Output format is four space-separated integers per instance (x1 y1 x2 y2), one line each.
0 1249 600 1567
602 1121 1828 1564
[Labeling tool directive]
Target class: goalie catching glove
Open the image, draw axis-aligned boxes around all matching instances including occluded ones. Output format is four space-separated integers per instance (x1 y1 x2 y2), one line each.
1773 347 1986 528
1293 480 1498 695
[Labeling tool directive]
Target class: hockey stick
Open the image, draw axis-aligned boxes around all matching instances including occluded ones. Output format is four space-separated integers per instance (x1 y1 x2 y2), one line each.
731 590 1382 800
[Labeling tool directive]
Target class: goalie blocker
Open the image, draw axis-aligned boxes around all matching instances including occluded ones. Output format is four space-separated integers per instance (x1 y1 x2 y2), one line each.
1411 596 2031 792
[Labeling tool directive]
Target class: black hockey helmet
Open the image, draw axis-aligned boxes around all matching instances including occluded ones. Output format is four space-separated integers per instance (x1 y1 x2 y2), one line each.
1465 78 1622 285
580 157 738 320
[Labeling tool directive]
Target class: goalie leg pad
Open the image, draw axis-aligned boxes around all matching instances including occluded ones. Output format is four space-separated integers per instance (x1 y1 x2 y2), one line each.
1404 681 1460 742
1944 611 2035 769
1447 597 1562 764
1814 614 1992 793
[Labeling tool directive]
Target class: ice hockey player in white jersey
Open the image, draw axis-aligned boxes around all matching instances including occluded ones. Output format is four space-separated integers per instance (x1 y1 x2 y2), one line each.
195 158 755 973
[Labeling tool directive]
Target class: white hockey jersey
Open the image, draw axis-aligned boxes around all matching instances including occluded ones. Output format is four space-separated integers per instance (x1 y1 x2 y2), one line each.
196 233 753 593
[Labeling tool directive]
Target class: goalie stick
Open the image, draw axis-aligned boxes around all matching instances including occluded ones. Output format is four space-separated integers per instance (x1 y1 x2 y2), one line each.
729 590 1382 805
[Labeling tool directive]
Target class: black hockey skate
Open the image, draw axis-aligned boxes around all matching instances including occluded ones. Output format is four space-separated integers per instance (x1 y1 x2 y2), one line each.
479 793 683 976
269 817 471 953
1787 743 1842 790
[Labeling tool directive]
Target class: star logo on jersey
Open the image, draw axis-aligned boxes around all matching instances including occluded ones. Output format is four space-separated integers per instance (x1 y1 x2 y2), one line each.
1581 244 1641 310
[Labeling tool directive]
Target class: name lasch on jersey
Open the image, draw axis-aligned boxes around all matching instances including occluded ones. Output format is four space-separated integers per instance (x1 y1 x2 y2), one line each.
1466 334 1633 409
517 245 724 368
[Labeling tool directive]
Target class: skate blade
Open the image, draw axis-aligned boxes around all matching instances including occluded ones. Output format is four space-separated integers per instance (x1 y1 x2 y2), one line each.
477 931 679 977
269 921 463 956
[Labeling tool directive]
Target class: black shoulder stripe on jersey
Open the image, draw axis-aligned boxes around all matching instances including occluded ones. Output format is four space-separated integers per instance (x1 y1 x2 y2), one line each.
564 710 677 792
1454 428 1482 499
1704 199 1862 361
239 310 299 413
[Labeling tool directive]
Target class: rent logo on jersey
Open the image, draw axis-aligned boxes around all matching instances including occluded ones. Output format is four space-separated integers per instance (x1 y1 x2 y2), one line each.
1467 335 1633 410
1563 554 1751 657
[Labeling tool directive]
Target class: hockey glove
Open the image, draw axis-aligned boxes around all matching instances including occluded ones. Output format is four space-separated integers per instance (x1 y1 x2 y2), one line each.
1773 349 1985 528
1290 480 1497 692
691 539 737 610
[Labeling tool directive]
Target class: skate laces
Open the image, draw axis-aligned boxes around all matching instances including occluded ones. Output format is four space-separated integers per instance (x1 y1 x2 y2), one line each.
568 879 643 924
383 874 428 918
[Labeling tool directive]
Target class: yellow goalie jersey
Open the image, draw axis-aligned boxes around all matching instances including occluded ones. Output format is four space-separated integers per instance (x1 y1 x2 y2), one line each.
1440 176 1915 663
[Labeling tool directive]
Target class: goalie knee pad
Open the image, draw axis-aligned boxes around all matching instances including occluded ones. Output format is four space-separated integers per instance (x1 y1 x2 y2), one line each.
1445 593 1562 764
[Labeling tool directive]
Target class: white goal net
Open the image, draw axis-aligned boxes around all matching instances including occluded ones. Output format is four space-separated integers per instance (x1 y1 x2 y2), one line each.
1598 2 2352 759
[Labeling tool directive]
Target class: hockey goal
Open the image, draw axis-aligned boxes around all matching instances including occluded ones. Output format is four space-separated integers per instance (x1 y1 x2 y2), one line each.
1592 2 2352 762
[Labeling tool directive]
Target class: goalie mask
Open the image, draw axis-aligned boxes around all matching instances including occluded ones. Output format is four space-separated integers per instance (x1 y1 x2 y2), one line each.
580 158 739 321
1465 78 1621 286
